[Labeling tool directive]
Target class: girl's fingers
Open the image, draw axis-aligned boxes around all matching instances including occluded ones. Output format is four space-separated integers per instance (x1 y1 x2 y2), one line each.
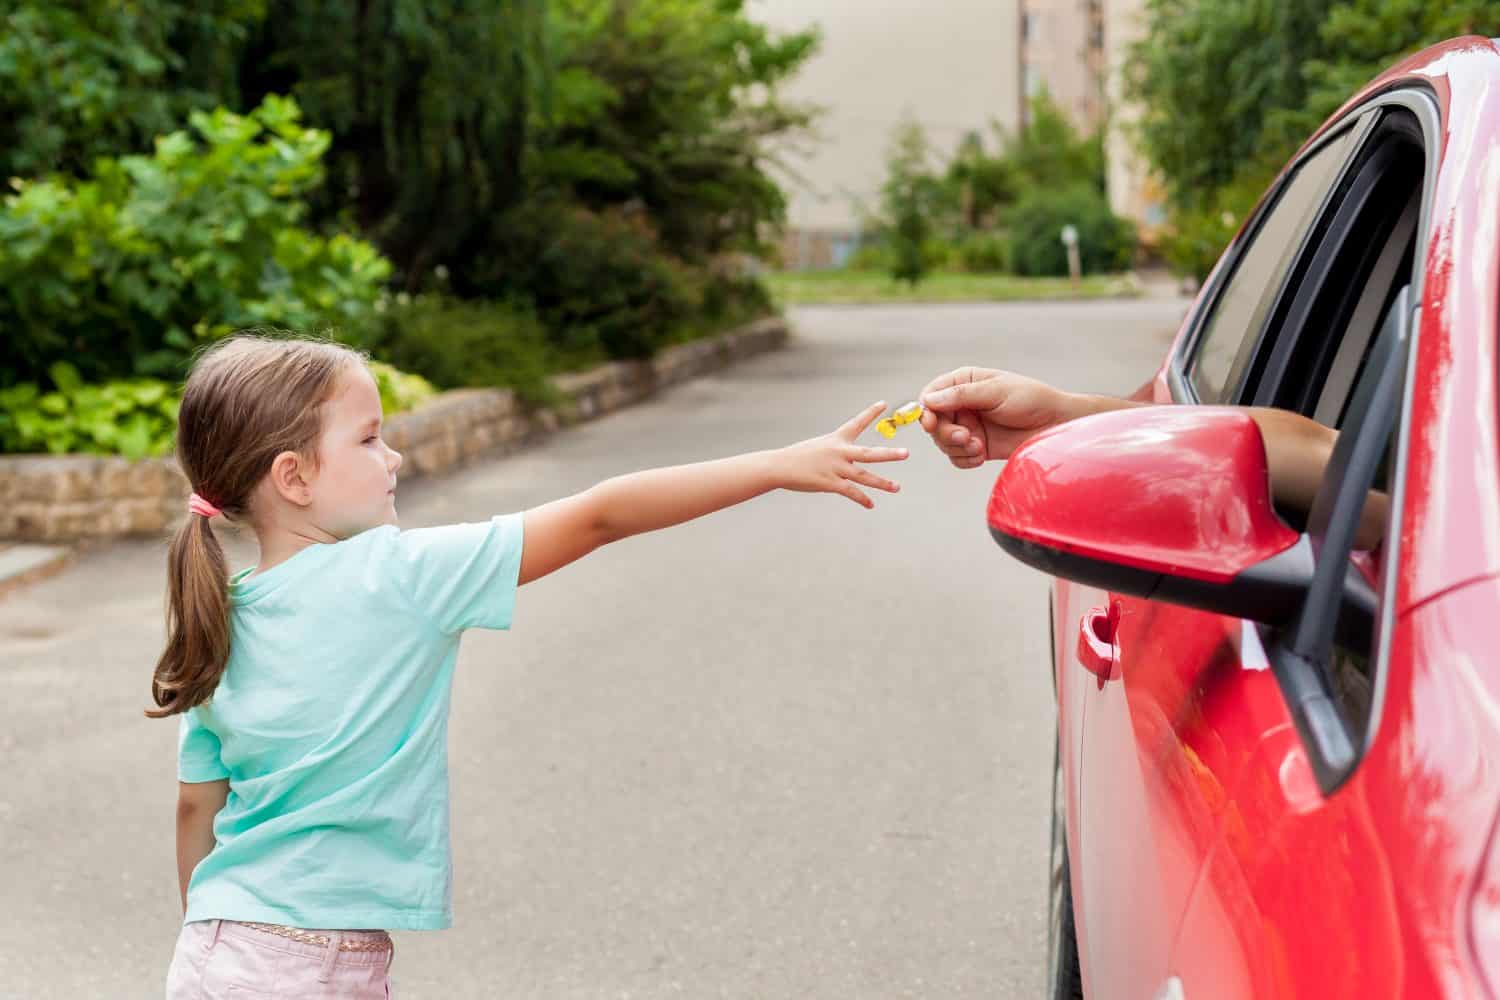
846 466 900 494
950 454 986 470
838 400 887 439
850 445 909 463
838 482 874 508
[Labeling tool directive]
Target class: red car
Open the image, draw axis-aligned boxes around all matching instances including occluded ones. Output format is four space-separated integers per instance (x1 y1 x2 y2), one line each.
988 37 1500 1000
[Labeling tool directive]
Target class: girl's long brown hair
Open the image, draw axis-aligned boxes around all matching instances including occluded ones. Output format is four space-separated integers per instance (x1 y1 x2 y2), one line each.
147 334 364 718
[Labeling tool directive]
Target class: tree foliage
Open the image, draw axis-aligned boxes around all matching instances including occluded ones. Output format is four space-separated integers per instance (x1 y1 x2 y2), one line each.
1127 0 1500 276
0 97 389 385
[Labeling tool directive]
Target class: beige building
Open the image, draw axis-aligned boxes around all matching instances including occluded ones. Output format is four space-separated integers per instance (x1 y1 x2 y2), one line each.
1101 0 1167 240
1017 0 1106 130
1017 0 1166 240
752 0 1022 266
753 0 1164 266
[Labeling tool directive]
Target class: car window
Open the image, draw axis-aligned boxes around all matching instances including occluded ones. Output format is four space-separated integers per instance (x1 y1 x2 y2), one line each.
1188 124 1364 403
1313 191 1420 426
1258 106 1429 770
1257 119 1424 422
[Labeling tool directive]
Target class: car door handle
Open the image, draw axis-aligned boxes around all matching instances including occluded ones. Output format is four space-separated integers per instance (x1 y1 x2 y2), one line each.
1076 603 1120 682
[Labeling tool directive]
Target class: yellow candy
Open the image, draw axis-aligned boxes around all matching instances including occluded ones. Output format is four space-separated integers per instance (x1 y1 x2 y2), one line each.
892 401 923 425
876 401 923 438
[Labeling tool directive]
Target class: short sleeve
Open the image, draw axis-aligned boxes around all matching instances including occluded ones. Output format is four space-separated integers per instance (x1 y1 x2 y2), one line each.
395 513 525 634
178 708 230 783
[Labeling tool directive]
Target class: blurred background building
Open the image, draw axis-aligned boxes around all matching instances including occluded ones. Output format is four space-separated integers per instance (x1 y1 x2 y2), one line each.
758 0 1166 268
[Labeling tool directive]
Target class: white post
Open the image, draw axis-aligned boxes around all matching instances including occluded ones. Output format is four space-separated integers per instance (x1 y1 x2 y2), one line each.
1060 224 1081 286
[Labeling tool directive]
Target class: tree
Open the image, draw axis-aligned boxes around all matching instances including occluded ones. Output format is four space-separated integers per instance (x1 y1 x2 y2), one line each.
0 0 260 180
944 130 1019 230
1007 91 1105 194
1270 0 1500 147
1124 0 1500 278
230 0 548 289
1126 0 1337 212
531 0 819 264
880 120 941 286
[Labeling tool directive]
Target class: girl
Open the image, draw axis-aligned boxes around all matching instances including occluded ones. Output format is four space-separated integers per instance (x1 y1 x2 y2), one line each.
155 334 907 998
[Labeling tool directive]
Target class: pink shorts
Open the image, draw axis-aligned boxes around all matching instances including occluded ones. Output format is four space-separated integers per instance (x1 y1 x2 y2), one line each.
165 919 394 999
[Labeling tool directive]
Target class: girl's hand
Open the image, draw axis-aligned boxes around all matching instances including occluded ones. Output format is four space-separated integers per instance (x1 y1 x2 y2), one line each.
777 401 909 508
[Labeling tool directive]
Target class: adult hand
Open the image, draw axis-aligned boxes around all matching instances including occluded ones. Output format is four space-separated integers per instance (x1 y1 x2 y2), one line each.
917 367 1090 468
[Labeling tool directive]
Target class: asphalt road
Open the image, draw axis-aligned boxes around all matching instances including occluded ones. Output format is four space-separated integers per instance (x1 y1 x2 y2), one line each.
0 297 1185 998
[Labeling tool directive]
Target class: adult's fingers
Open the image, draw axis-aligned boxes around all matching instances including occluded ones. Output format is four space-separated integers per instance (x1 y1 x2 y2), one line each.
921 376 1007 414
918 366 994 400
956 410 986 456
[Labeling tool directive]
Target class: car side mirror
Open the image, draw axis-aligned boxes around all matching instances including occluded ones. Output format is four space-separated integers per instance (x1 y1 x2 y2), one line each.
986 406 1314 626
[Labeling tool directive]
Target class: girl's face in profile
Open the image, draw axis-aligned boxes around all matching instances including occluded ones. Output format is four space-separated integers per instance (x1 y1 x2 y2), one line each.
307 366 404 538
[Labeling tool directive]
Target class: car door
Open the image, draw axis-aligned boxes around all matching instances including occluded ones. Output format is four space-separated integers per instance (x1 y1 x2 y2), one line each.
1165 92 1439 999
1065 100 1424 1000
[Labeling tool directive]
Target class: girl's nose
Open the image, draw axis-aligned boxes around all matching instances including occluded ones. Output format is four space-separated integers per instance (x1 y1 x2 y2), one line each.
387 445 403 475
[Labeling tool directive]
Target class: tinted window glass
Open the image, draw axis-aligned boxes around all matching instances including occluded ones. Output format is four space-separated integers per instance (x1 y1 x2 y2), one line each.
1190 126 1362 402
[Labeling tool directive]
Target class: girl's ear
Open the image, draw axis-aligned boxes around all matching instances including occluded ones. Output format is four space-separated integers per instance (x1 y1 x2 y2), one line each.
269 450 313 507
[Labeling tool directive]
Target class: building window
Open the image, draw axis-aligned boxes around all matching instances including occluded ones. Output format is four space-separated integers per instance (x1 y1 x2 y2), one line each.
1024 66 1041 98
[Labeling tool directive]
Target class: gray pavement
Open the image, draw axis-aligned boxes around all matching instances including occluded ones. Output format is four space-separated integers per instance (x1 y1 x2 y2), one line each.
0 297 1186 999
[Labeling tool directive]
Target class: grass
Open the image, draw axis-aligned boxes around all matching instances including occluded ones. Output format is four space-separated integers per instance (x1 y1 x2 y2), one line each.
764 269 1141 306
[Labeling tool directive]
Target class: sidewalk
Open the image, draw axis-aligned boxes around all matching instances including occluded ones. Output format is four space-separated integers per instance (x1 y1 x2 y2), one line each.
0 542 72 599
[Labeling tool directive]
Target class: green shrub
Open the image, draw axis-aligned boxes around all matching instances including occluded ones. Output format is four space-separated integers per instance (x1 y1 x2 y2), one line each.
698 273 775 330
0 362 179 458
1008 185 1136 277
0 95 391 387
845 243 893 272
367 361 436 416
0 356 435 457
956 231 1011 273
361 297 560 406
463 203 702 362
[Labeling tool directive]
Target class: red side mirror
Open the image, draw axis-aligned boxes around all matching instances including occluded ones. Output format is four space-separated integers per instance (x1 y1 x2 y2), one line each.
988 407 1309 623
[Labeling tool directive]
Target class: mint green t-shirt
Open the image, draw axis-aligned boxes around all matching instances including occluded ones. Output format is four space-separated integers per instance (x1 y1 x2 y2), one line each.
177 514 525 931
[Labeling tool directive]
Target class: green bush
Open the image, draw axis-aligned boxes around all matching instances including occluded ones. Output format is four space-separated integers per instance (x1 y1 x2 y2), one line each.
463 203 703 362
698 273 775 331
1008 185 1136 277
0 362 179 458
956 231 1011 273
367 361 437 416
0 95 391 387
0 355 435 457
361 297 560 406
845 243 893 272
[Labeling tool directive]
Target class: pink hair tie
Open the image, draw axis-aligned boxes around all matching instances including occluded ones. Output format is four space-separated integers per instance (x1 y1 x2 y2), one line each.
188 493 222 519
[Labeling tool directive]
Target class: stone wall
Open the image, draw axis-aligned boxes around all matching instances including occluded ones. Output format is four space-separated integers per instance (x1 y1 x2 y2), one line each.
0 317 788 543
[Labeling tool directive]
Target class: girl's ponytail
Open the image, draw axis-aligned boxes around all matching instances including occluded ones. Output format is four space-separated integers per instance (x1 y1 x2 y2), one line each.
144 333 364 718
147 506 231 718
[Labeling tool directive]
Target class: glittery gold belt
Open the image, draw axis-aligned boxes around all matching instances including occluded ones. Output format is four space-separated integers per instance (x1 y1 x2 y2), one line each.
240 922 392 953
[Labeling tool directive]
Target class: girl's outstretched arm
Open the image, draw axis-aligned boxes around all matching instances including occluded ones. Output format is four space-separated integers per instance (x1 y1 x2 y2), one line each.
176 778 228 911
518 401 908 585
